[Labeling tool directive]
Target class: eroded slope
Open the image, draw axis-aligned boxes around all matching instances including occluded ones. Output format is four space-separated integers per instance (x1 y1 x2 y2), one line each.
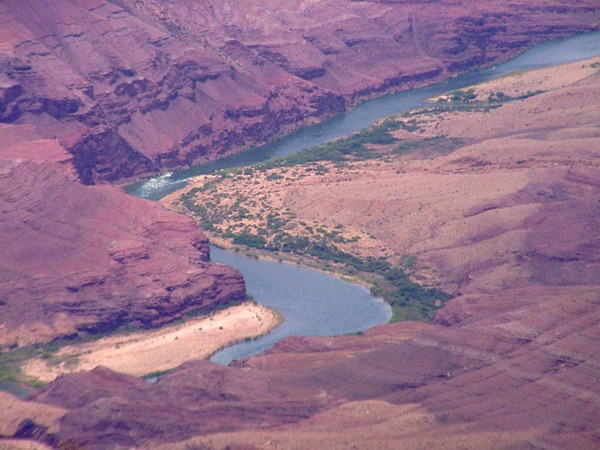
0 124 245 348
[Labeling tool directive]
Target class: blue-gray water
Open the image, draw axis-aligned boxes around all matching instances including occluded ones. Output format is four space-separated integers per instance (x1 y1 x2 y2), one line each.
126 31 600 201
209 247 391 364
2 32 599 398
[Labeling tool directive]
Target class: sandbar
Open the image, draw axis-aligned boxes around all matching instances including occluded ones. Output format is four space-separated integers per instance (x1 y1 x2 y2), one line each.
22 302 282 382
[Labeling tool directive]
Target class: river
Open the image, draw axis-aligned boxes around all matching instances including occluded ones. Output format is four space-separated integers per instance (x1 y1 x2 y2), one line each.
126 31 600 365
209 247 390 364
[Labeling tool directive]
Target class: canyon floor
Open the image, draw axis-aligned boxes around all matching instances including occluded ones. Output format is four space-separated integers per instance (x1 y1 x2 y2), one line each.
163 56 600 320
1 0 600 448
4 0 595 351
158 57 600 449
1 50 599 450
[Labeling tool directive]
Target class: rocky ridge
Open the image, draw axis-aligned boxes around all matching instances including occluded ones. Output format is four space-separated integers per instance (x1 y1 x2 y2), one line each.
1 0 597 355
1 1 600 448
0 123 245 347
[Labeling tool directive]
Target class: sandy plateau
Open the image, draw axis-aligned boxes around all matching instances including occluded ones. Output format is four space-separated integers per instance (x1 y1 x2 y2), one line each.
283 56 600 276
21 303 281 382
166 56 600 285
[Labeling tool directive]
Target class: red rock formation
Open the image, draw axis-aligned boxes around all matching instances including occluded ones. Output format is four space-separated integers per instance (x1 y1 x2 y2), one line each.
0 125 245 346
1 0 598 183
0 0 347 184
13 159 600 445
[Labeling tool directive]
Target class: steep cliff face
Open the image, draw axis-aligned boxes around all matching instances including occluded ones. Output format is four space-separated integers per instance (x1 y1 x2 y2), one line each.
0 0 347 184
1 0 598 184
0 126 245 347
2 2 600 448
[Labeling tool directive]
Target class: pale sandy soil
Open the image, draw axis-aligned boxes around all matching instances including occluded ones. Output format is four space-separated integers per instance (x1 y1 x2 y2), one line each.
21 303 282 382
0 441 53 450
432 56 600 103
161 164 394 263
284 59 600 291
4 50 599 450
418 56 600 141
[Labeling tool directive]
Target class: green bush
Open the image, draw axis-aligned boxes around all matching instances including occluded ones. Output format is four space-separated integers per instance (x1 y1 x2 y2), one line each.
448 88 477 102
232 233 267 249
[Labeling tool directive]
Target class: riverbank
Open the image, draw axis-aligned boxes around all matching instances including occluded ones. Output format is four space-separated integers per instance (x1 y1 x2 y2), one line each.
3 27 600 449
19 303 282 383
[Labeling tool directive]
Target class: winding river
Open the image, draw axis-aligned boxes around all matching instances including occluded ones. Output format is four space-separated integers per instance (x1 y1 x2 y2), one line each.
126 31 600 365
209 247 390 364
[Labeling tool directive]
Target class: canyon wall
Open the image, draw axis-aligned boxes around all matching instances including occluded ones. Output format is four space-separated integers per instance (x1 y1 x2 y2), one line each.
1 1 600 448
0 123 245 347
12 42 600 450
1 0 599 183
2 0 596 348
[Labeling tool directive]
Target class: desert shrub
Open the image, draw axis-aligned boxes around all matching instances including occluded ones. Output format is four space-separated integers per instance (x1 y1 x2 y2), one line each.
448 88 477 102
232 232 267 249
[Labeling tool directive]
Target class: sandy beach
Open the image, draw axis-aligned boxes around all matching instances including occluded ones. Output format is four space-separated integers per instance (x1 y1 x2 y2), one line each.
22 302 282 383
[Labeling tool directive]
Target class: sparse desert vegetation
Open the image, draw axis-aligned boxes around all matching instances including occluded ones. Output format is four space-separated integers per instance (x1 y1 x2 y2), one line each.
164 117 463 322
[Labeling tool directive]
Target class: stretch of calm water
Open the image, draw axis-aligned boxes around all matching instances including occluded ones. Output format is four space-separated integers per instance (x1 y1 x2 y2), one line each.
209 247 391 364
127 31 600 365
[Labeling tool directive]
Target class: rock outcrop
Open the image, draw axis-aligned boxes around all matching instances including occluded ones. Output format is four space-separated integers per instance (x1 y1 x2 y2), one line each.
1 0 599 183
2 2 600 449
0 125 245 347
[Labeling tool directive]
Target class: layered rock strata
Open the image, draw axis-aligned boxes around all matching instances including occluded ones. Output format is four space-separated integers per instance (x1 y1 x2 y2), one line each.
0 125 245 347
1 0 599 183
13 54 600 450
1 1 600 448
